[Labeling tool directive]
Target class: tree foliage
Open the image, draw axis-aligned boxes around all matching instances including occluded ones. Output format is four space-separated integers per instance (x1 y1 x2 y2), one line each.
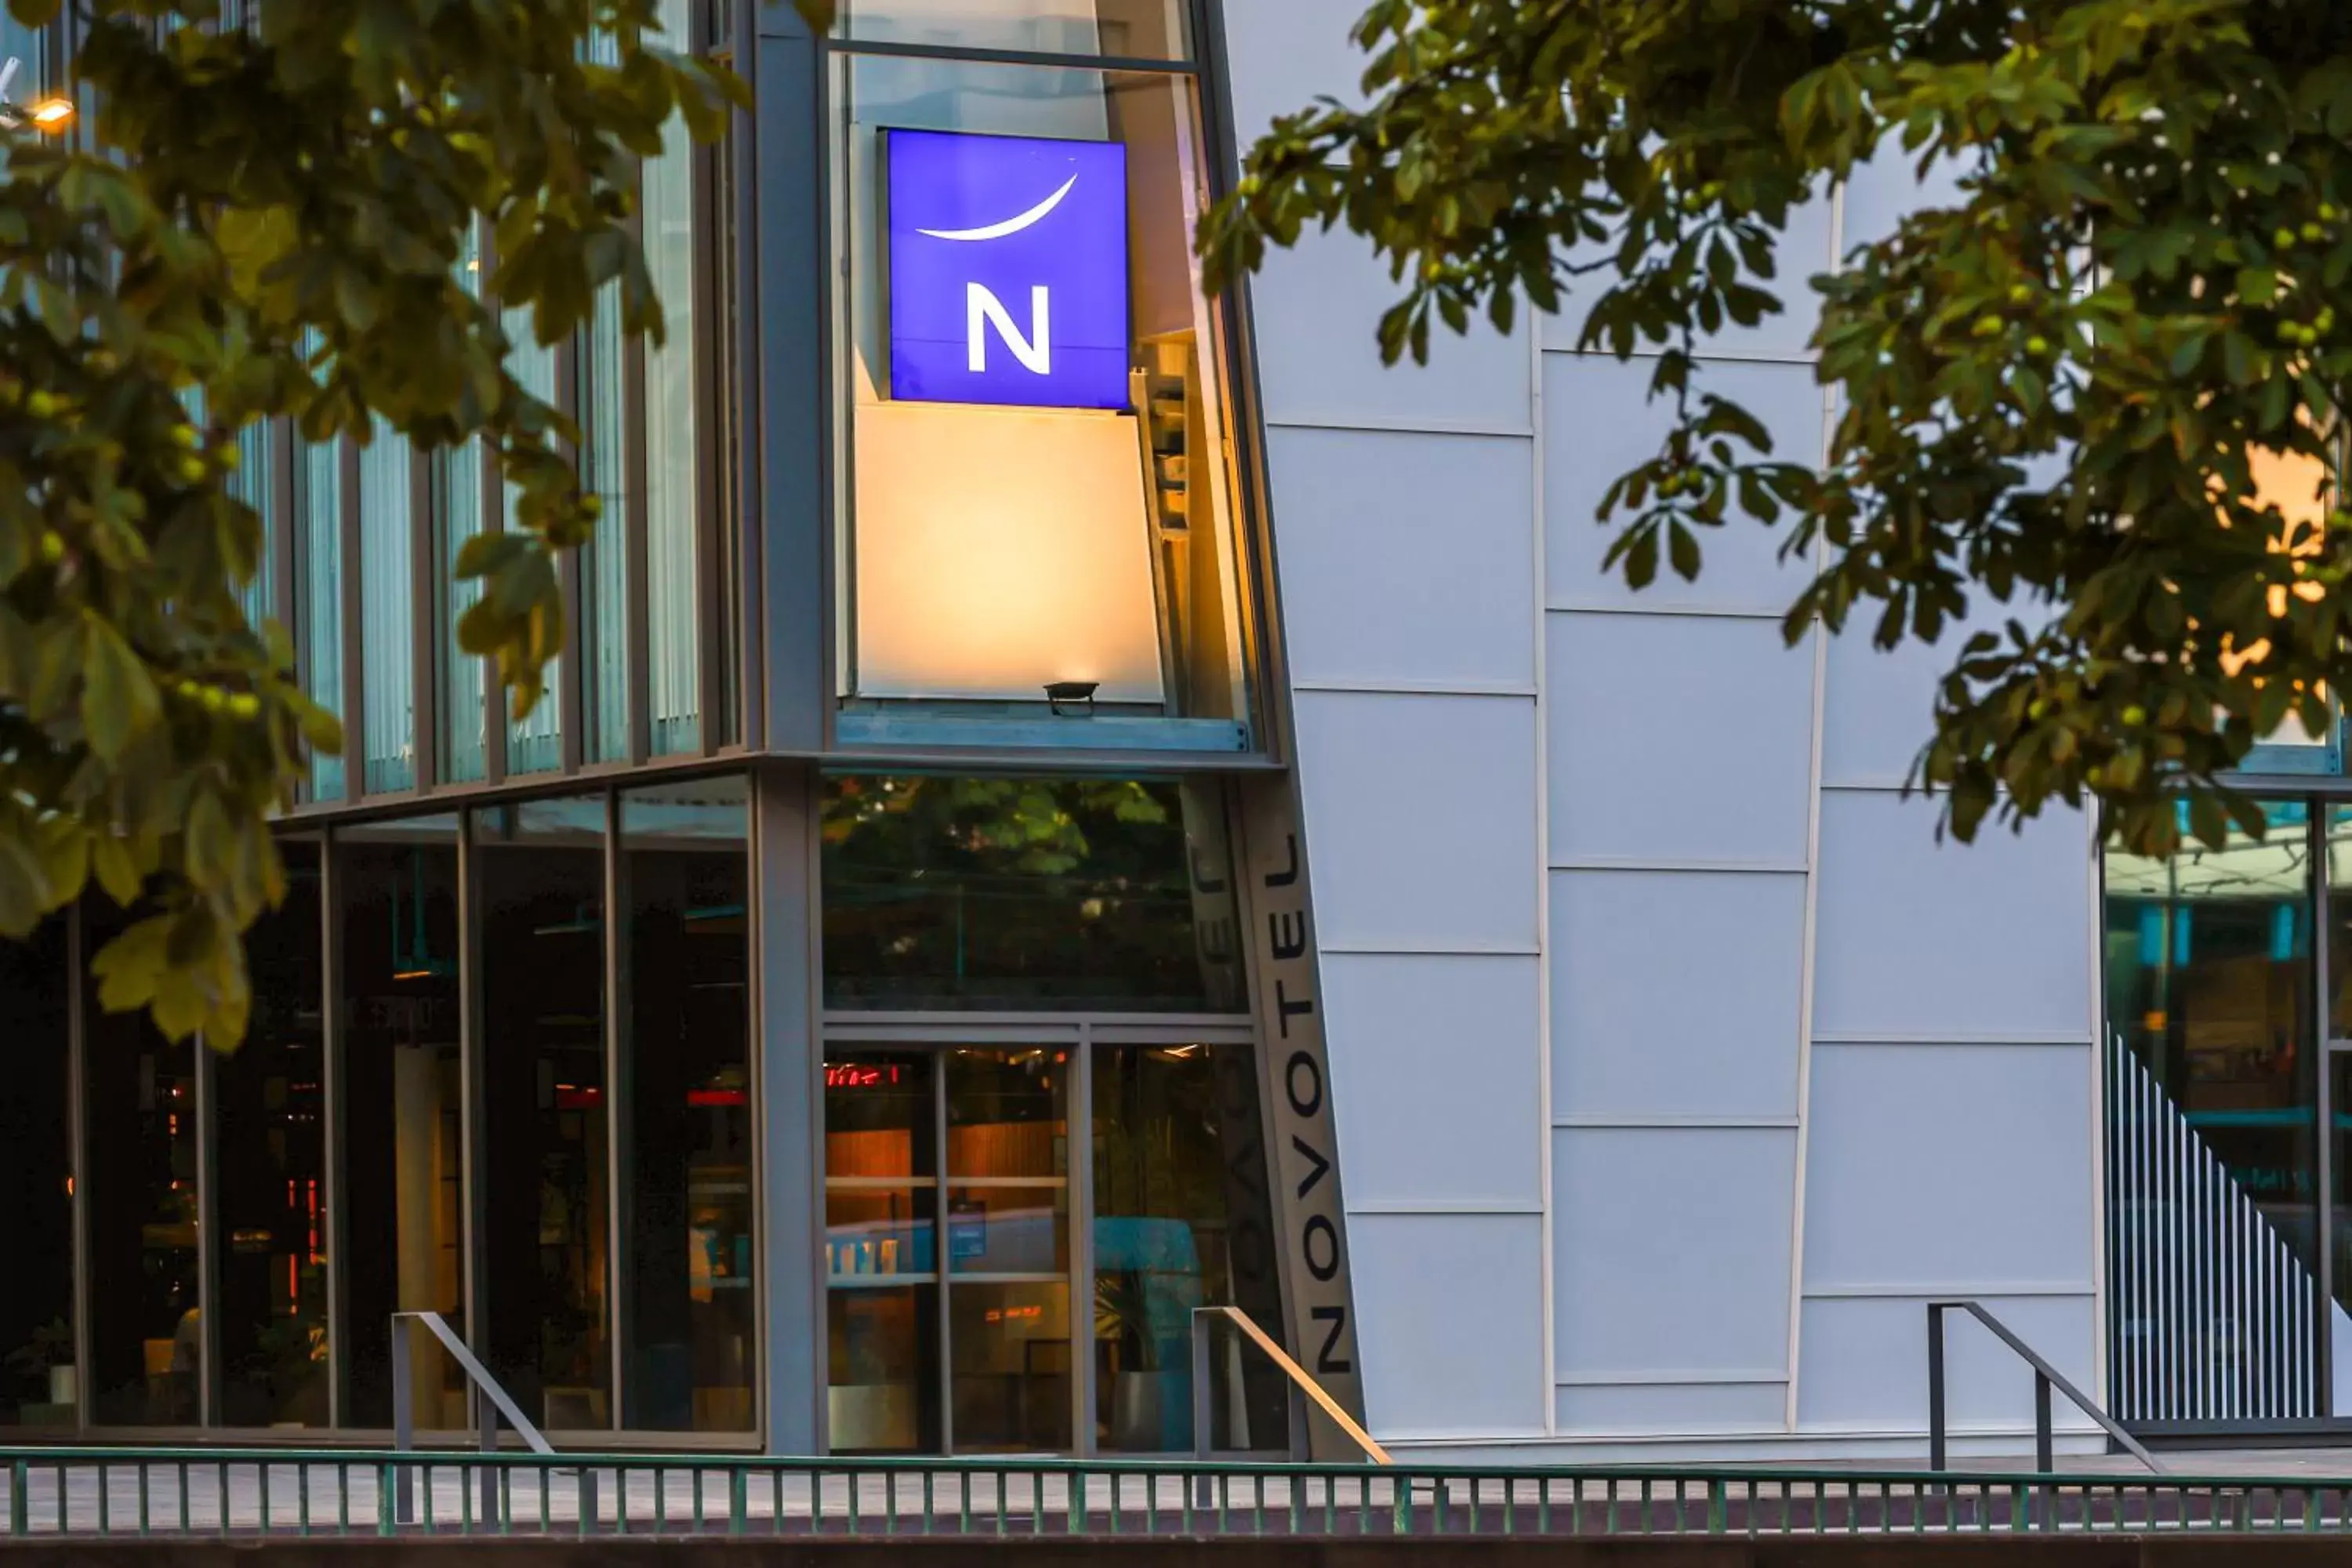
1203 0 2352 858
0 0 828 1047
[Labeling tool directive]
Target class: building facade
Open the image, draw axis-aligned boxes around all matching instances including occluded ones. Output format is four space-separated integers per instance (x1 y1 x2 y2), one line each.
6 0 2336 1462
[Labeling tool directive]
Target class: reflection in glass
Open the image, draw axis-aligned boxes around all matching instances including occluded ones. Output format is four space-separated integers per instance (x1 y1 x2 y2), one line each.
822 776 1243 1011
621 780 755 1432
837 0 1191 58
339 818 466 1430
232 416 277 631
2106 804 2318 1268
0 916 74 1428
84 901 200 1425
440 224 490 786
1092 1044 1287 1453
360 416 416 793
505 303 564 776
299 411 344 802
827 1288 939 1453
477 798 612 1430
581 274 631 764
217 842 329 1426
829 53 1253 746
946 1050 1069 1450
645 0 702 757
949 1280 1070 1452
826 1053 941 1451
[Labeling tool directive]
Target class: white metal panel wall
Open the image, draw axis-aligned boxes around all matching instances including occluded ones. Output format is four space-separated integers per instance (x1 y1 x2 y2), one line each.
1223 8 2100 1457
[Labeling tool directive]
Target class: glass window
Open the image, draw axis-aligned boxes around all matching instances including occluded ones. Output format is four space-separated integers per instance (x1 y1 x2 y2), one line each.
338 817 466 1431
360 417 417 793
0 916 74 1431
231 417 277 631
619 779 755 1432
216 840 329 1428
299 411 345 803
581 276 632 764
1091 1043 1284 1453
646 0 705 759
506 302 566 776
828 50 1258 750
83 902 201 1427
2106 804 2318 1266
837 0 1192 60
826 1052 941 1453
475 797 612 1431
441 227 492 786
821 775 1246 1011
946 1047 1070 1450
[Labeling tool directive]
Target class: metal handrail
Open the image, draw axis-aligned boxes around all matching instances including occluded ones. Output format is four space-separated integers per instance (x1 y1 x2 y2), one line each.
1191 1305 1391 1465
1927 1300 2162 1474
388 1311 555 1523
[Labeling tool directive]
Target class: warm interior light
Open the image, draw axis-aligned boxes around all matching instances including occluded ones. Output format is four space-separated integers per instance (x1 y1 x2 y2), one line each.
27 97 73 130
853 400 1165 704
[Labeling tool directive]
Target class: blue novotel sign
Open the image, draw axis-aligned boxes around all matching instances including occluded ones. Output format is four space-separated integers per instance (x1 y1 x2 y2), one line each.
885 128 1130 410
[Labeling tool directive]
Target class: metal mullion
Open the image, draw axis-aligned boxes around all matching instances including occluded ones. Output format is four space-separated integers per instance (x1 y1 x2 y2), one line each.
691 0 728 757
412 444 438 789
320 830 350 1430
339 437 365 801
935 1050 953 1455
66 902 91 1432
1072 1025 1095 1458
604 786 628 1431
731 0 763 751
557 333 586 775
2321 804 2336 1417
457 808 489 1381
824 38 1197 74
623 161 655 766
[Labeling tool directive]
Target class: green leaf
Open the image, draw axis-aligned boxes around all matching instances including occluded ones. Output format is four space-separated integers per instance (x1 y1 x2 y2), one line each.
80 618 160 764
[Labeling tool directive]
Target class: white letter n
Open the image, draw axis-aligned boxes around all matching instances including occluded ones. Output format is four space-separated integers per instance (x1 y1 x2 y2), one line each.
967 282 1052 376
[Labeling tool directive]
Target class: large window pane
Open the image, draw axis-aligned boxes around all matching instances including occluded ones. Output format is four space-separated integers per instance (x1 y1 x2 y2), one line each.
826 1051 941 1452
645 0 704 758
822 775 1244 1011
505 304 565 775
946 1048 1069 1452
0 916 74 1430
84 903 200 1426
620 779 755 1432
2106 804 2318 1263
339 817 466 1431
441 226 491 786
581 276 631 764
837 0 1191 59
216 840 329 1428
360 416 416 793
299 417 344 802
231 417 277 630
829 54 1255 748
476 797 612 1430
1092 1044 1286 1453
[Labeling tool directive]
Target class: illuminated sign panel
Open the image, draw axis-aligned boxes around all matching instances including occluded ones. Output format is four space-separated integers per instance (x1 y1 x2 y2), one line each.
885 129 1130 409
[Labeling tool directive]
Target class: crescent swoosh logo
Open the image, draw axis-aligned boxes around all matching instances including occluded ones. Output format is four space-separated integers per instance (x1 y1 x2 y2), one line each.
916 173 1080 241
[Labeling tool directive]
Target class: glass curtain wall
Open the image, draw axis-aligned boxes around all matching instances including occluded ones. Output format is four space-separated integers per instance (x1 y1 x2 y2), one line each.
215 841 330 1427
297 362 345 803
360 417 417 793
619 779 755 1431
644 0 703 757
441 225 492 786
826 8 1260 750
475 798 612 1431
339 816 466 1431
0 916 74 1431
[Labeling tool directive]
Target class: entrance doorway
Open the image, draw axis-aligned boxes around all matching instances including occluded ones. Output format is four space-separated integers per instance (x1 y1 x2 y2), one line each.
820 1030 1288 1456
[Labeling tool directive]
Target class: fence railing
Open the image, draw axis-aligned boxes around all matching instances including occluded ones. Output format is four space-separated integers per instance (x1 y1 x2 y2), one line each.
0 1450 2348 1540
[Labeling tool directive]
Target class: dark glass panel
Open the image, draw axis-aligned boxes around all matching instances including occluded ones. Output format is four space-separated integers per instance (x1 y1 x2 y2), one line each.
1091 1044 1287 1454
339 818 466 1431
948 1279 1071 1452
216 840 328 1426
620 779 754 1432
0 916 74 1428
827 1286 939 1454
83 902 199 1426
821 776 1242 1011
475 798 611 1430
825 1051 941 1452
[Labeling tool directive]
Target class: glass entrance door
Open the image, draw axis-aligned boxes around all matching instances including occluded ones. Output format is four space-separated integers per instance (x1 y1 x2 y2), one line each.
822 1034 1280 1455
